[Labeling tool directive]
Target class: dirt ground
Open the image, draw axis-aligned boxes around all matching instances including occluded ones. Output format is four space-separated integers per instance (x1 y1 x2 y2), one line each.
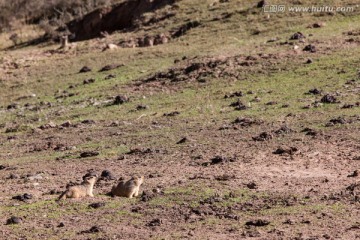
0 0 360 239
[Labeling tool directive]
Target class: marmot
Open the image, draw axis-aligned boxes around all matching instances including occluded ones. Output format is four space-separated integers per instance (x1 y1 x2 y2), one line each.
57 175 97 201
111 176 144 198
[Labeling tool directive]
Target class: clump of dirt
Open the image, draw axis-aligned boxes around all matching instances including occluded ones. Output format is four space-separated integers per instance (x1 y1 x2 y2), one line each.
163 111 180 117
252 132 273 141
83 78 95 85
80 151 99 158
245 219 270 227
301 128 319 136
99 64 124 72
232 117 262 127
88 202 106 209
79 226 102 234
6 216 22 225
321 94 338 103
99 170 116 181
224 91 243 98
211 156 236 165
273 146 298 155
274 126 294 135
230 99 248 110
79 66 92 73
307 88 322 95
303 44 316 53
113 95 129 105
12 193 33 202
290 32 305 40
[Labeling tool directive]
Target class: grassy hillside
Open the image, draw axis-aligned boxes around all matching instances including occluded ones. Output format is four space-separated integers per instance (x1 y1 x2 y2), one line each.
0 0 359 239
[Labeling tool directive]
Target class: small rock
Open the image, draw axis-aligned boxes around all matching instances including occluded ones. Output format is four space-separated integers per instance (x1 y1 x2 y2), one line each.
88 202 106 209
100 170 116 180
61 121 72 128
321 94 338 103
105 74 116 80
79 66 92 73
6 216 22 225
57 222 65 227
146 218 162 227
290 32 305 40
83 78 95 85
347 170 359 178
303 44 316 53
113 95 129 105
99 64 124 72
252 132 273 141
177 137 188 144
245 219 270 227
246 182 258 189
163 111 180 117
80 151 99 158
306 58 313 64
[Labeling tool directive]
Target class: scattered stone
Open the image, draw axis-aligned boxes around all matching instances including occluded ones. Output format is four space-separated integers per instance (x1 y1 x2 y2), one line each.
80 226 102 234
80 151 99 158
306 58 313 64
290 32 305 40
246 182 258 189
245 219 270 227
273 146 298 155
309 22 326 28
308 88 322 95
256 0 266 8
99 170 116 180
232 117 262 127
81 119 96 124
61 121 72 128
105 74 116 80
6 216 22 225
12 193 33 202
113 95 129 105
210 156 236 165
347 170 359 178
79 66 92 73
230 99 248 110
88 202 106 209
301 128 318 136
326 117 348 127
39 121 57 130
146 218 162 227
224 91 243 98
99 64 124 72
163 111 180 117
215 174 234 181
177 137 188 144
7 103 19 110
141 190 155 202
252 132 273 141
136 104 148 110
265 101 277 105
83 78 95 84
321 94 338 103
274 126 293 134
57 222 65 227
303 44 316 53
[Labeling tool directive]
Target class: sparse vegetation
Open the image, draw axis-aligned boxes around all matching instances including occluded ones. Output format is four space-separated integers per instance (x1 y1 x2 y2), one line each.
0 0 360 239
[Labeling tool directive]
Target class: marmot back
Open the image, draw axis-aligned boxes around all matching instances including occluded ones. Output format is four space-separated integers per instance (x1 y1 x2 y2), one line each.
111 176 144 198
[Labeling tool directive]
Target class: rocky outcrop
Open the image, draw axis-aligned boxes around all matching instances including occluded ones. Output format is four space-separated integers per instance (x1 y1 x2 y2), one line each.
67 0 176 41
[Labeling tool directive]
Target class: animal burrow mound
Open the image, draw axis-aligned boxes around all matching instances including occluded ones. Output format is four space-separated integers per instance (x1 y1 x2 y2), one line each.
66 0 176 41
134 54 262 86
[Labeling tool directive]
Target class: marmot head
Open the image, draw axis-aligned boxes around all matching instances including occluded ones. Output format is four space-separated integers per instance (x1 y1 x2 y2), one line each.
83 175 97 185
